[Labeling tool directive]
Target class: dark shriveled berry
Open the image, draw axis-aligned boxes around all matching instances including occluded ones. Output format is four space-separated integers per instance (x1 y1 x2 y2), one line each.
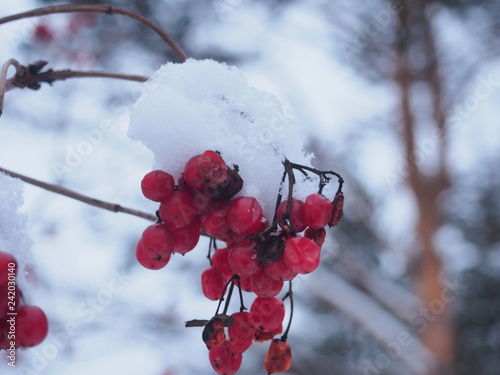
203 318 226 350
209 167 243 201
256 235 285 265
304 227 326 248
328 192 344 227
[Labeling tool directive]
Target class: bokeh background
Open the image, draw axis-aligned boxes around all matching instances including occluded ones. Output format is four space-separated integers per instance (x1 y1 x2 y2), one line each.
1 0 500 374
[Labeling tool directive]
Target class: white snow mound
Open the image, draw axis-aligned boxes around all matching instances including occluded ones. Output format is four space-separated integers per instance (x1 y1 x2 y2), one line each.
128 59 314 220
0 173 33 300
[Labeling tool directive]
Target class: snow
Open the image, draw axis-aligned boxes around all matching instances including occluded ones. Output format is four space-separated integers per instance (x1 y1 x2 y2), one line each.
128 59 316 220
0 173 33 301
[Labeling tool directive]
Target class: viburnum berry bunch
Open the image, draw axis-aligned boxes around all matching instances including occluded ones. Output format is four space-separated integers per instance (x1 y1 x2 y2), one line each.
136 150 344 374
0 251 49 351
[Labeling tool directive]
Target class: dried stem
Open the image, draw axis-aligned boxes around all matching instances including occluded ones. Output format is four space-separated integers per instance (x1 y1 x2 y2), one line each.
215 275 238 316
6 68 148 91
0 59 23 116
251 159 344 242
289 161 344 195
281 280 294 342
0 61 149 116
0 4 188 62
0 166 156 222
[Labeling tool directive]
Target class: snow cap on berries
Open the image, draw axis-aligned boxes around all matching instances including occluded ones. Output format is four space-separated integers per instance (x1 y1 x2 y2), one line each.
128 59 314 220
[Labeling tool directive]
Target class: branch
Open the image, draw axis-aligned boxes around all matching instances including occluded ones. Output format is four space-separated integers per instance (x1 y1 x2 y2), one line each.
4 61 148 91
7 68 148 90
0 59 23 116
0 60 149 117
0 4 188 63
0 166 157 222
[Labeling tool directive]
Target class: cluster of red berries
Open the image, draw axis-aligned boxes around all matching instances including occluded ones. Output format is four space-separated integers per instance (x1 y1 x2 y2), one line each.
136 150 244 269
0 251 49 350
199 295 290 375
136 150 343 374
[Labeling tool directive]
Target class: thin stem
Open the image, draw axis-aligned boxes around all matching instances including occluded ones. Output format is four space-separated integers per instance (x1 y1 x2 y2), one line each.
281 280 294 342
271 168 288 224
0 166 156 222
250 160 297 241
215 275 237 316
207 237 217 266
290 161 344 195
0 4 188 62
283 159 297 233
6 68 148 92
236 277 246 312
0 59 23 116
222 281 235 316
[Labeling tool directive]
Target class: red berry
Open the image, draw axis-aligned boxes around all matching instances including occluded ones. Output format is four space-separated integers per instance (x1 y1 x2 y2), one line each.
34 24 53 42
192 189 213 212
0 252 17 289
263 256 297 282
141 170 175 202
264 339 292 374
201 201 232 240
211 248 233 282
140 223 175 259
170 219 201 255
229 312 256 352
16 305 49 348
277 199 306 233
201 267 226 301
183 155 205 189
197 150 228 187
135 239 171 270
227 197 264 236
250 296 285 333
233 275 252 292
254 325 282 342
178 173 197 195
159 190 197 228
228 242 259 277
283 236 321 274
303 193 333 229
209 340 242 375
250 267 284 298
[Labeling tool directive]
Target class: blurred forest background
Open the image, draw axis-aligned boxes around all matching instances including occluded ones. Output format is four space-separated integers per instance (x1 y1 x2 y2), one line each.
1 0 500 374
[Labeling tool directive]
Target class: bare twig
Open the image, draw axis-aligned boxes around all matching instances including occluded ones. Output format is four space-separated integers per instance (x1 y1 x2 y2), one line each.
0 60 149 117
0 59 23 116
0 166 156 222
6 68 148 91
0 4 188 62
